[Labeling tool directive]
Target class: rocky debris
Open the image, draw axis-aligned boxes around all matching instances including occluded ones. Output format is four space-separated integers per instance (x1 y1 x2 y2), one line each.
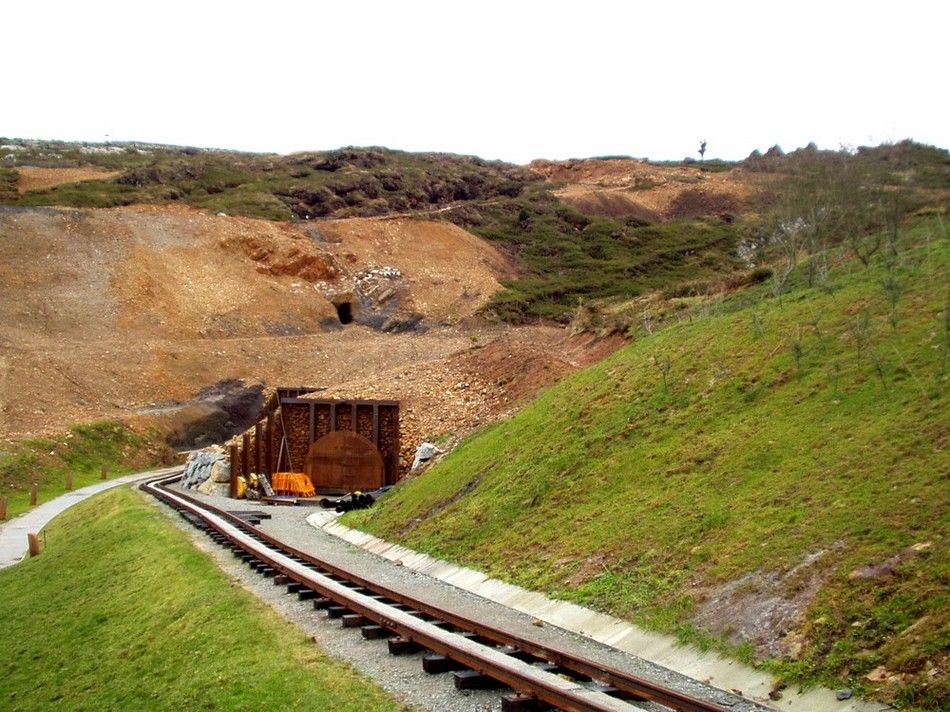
359 265 402 282
411 442 444 471
307 326 613 474
343 265 417 331
836 688 853 701
181 447 227 490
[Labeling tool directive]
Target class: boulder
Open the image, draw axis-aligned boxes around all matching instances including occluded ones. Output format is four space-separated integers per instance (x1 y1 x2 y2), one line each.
411 442 444 471
210 460 231 483
182 447 227 489
197 475 218 495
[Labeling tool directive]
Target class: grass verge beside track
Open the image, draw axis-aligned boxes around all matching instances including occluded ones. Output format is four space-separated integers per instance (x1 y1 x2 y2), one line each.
0 487 403 711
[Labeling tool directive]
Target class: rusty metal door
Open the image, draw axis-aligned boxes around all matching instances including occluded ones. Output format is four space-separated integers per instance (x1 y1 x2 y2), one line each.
306 431 384 493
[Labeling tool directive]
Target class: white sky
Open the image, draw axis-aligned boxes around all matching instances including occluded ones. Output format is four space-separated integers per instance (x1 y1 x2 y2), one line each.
4 1 947 164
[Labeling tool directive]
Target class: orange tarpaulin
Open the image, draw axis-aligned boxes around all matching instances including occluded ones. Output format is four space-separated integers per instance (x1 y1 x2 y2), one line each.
270 472 316 498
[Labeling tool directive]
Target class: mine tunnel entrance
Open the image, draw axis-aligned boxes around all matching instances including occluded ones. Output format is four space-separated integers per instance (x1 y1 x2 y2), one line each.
335 302 353 325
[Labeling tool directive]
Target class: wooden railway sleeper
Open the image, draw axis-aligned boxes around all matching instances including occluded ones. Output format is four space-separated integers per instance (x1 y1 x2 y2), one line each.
146 474 730 712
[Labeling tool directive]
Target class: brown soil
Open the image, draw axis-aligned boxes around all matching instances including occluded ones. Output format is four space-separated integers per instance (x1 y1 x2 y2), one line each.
0 204 622 453
15 166 120 193
303 326 624 470
529 158 762 220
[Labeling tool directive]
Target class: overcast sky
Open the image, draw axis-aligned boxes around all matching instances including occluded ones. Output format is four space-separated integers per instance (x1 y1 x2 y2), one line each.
5 1 947 164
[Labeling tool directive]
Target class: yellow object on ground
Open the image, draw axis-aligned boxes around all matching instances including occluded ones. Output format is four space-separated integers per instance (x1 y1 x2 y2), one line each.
271 472 316 498
236 476 247 499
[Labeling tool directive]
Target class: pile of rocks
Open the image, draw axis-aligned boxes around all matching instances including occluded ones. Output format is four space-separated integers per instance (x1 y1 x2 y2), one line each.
181 447 231 496
411 442 444 471
358 265 401 282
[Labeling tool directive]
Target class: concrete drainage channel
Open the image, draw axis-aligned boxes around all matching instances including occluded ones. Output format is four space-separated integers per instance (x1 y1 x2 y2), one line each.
144 472 762 712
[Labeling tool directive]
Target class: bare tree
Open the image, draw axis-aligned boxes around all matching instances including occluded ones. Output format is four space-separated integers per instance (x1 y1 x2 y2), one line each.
699 140 707 163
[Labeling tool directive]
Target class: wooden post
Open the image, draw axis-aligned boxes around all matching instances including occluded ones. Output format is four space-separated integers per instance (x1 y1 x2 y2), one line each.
101 463 108 480
27 533 41 557
265 412 274 476
66 471 74 491
29 483 38 506
229 443 239 498
242 433 251 475
0 496 7 521
254 421 262 476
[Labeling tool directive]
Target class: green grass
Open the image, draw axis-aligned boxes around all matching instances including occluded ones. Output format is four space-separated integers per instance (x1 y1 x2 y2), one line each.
454 187 743 322
0 421 173 521
0 488 401 711
346 217 950 710
0 167 18 201
5 142 537 222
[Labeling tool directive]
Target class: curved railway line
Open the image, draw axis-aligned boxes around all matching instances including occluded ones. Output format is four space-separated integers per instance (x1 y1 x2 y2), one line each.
144 472 749 712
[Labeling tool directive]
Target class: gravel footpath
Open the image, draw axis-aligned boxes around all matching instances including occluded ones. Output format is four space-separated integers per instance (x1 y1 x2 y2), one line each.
153 484 770 712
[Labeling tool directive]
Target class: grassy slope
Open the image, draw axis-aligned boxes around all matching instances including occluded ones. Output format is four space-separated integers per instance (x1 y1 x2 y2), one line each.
0 421 173 521
454 186 743 322
346 218 949 710
0 488 401 711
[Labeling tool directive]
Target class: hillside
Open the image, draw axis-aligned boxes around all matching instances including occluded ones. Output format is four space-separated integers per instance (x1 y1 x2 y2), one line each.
0 139 764 323
346 216 949 710
0 202 516 440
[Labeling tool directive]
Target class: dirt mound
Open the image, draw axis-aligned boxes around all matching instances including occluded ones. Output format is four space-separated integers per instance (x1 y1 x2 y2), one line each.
666 188 740 219
530 158 651 186
558 190 662 221
309 327 625 469
0 203 597 449
530 158 760 220
15 166 120 192
318 217 513 322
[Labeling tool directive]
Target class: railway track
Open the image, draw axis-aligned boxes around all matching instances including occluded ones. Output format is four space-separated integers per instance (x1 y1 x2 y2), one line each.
144 472 743 712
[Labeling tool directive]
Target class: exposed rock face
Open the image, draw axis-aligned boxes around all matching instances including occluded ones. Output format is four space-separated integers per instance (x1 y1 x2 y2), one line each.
149 379 266 449
690 547 837 657
235 233 339 281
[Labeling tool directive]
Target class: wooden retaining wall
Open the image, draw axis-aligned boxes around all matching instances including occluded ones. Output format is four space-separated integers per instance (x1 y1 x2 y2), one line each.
228 390 400 496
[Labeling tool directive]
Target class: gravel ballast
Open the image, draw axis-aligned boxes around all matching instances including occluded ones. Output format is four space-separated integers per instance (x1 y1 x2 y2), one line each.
152 483 770 712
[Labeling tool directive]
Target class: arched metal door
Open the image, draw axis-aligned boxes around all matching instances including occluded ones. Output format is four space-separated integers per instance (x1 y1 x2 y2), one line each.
306 431 384 493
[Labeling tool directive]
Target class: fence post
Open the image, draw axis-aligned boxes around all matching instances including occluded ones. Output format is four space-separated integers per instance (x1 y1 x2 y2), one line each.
265 412 274 476
29 483 38 506
66 471 74 491
27 533 41 557
0 496 7 521
100 464 109 480
229 444 239 498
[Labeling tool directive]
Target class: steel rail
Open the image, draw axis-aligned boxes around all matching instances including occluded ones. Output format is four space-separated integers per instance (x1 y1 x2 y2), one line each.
144 473 729 712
